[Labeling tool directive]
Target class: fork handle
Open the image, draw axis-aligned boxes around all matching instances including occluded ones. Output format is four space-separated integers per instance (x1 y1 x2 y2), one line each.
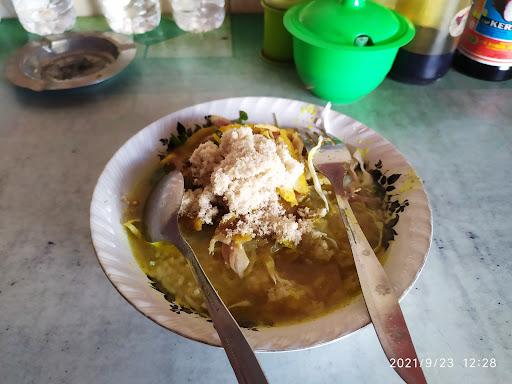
174 237 268 384
333 193 427 384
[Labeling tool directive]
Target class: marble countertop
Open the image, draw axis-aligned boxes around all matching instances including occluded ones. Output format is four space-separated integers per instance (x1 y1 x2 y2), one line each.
0 15 511 384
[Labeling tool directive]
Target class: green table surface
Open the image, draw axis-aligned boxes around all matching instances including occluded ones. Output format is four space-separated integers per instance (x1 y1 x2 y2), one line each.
0 15 511 384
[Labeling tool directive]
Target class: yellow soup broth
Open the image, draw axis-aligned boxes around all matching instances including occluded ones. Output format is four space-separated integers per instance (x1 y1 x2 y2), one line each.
126 179 388 327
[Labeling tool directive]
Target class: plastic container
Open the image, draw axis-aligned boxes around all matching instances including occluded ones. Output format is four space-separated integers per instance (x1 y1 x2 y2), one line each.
99 0 161 35
171 0 225 33
453 0 512 81
389 0 472 84
12 0 76 35
265 0 304 7
261 1 294 62
284 0 415 103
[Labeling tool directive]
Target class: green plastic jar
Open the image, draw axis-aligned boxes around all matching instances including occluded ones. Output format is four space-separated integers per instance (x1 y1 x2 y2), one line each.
284 0 415 103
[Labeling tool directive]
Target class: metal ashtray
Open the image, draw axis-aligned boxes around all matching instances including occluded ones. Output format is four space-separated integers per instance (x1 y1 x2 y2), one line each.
4 32 137 91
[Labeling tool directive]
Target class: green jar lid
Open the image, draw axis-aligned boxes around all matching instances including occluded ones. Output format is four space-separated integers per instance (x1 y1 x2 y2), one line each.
284 0 415 50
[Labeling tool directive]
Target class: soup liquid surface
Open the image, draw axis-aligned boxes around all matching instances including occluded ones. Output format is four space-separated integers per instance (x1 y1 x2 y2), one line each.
127 186 387 327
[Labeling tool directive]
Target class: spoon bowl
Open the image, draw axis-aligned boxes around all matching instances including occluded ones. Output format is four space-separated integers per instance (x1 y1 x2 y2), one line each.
144 170 184 243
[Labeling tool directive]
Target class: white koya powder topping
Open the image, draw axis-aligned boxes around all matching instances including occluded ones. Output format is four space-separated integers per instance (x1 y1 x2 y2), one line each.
180 126 308 244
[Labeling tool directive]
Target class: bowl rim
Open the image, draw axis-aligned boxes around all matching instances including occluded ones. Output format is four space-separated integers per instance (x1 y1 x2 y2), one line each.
90 96 432 352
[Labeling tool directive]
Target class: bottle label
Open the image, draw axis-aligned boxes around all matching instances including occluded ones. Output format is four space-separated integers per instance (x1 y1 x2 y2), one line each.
458 0 512 67
450 6 471 38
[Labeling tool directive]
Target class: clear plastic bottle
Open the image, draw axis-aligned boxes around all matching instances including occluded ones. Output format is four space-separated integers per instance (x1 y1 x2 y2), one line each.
12 0 76 35
389 0 472 84
100 0 161 35
171 0 225 33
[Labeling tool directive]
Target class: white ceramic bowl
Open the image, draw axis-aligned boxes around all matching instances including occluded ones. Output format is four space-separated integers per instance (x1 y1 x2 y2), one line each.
90 97 432 352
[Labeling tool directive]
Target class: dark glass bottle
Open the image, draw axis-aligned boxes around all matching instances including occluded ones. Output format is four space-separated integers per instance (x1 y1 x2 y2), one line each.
389 0 472 84
452 0 512 81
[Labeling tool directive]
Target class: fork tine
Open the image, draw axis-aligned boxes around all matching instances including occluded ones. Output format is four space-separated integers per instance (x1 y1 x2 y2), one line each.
296 125 343 153
306 131 317 143
300 131 317 151
297 129 327 152
309 129 340 147
312 126 343 147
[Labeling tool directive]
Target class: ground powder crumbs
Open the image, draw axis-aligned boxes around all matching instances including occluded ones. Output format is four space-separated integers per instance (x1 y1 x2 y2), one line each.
180 126 310 245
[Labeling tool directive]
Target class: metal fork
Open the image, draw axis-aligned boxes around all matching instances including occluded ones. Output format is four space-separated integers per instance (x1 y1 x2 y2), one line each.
298 108 427 384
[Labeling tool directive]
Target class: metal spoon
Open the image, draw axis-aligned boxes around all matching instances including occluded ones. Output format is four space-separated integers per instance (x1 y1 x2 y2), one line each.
144 170 268 384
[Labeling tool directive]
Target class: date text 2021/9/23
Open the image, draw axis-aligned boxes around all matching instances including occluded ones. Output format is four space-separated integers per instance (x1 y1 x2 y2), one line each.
389 357 497 368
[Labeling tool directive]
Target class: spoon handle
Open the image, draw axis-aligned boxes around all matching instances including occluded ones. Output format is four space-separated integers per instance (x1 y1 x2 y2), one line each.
174 237 268 384
333 193 427 384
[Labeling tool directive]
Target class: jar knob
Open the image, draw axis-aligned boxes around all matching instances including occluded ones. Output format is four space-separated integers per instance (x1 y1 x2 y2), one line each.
342 0 366 8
